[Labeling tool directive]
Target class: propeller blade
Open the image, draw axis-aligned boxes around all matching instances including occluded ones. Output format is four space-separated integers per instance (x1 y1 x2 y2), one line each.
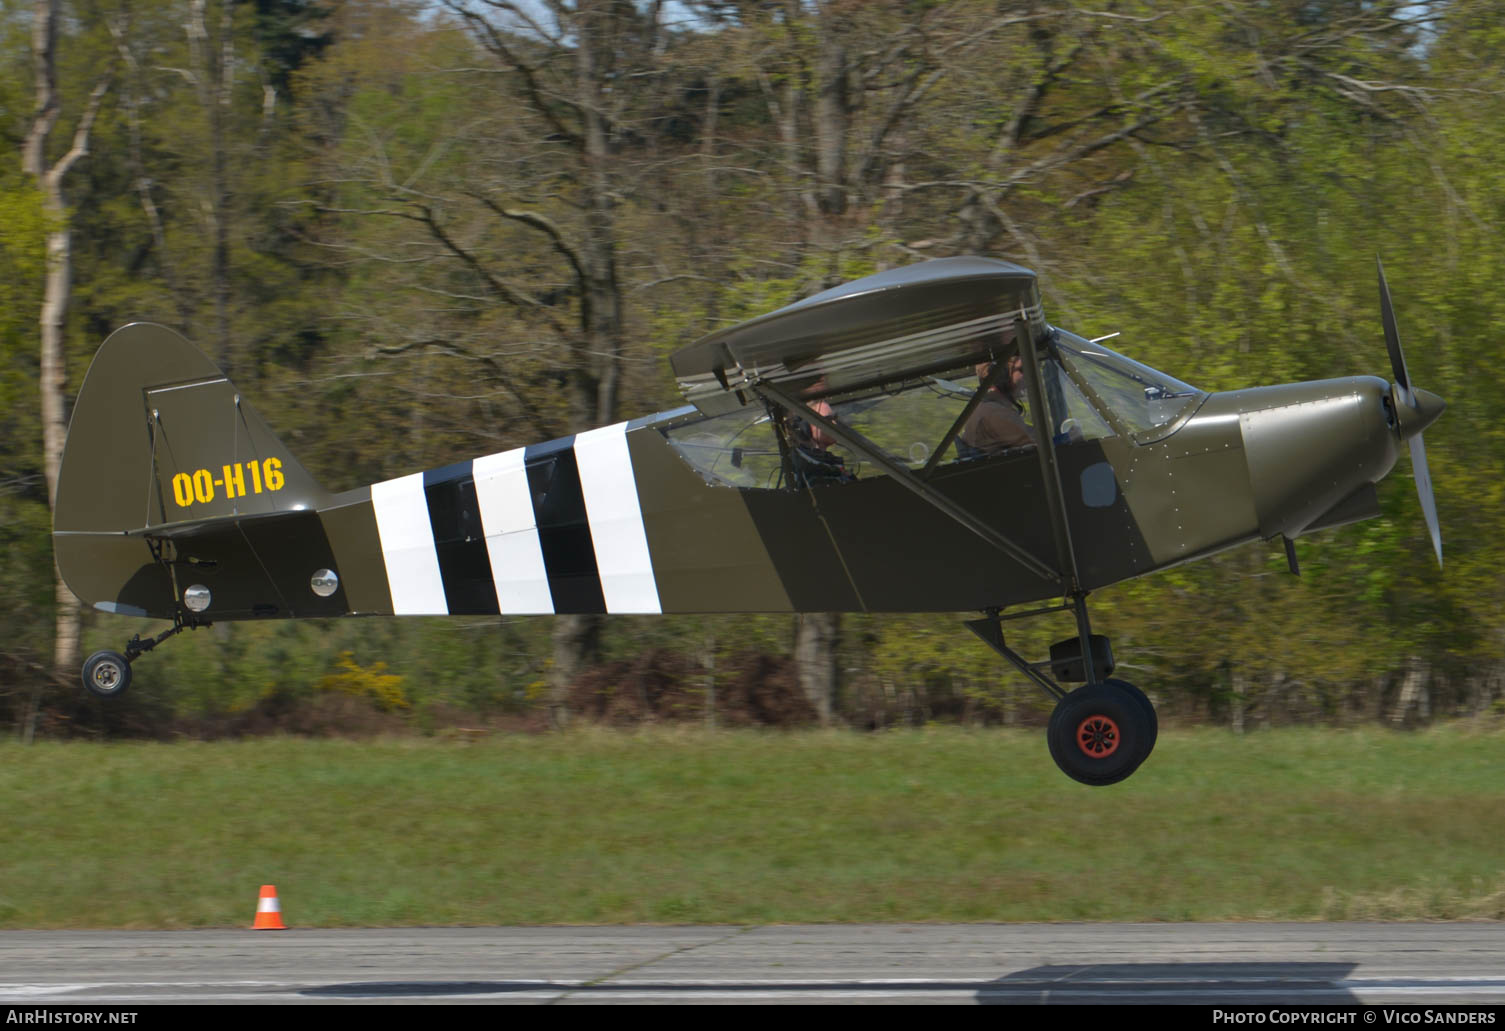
1409 432 1442 568
1377 256 1411 399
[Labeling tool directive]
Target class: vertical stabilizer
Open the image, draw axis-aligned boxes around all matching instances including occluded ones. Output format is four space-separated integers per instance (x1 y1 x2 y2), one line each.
53 324 330 616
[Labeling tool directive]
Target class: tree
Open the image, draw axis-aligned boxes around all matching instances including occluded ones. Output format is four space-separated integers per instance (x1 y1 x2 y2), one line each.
292 1 686 723
21 0 112 724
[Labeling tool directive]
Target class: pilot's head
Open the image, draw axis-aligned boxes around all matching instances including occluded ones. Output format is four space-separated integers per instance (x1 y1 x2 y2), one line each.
977 354 1025 398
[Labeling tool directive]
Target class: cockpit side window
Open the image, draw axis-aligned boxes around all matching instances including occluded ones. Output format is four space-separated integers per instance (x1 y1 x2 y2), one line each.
835 380 974 470
659 352 1127 489
662 405 787 488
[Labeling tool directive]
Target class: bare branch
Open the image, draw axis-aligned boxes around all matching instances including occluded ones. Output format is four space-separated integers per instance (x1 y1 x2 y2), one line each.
443 0 584 148
467 191 587 289
989 35 1090 169
995 101 1184 198
407 200 571 338
631 273 721 292
370 336 554 437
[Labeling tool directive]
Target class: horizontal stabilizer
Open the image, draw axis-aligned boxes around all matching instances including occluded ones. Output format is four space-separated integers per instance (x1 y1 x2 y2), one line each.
116 505 313 540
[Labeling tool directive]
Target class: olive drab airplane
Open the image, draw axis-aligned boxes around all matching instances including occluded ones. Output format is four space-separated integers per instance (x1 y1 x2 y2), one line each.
54 256 1443 785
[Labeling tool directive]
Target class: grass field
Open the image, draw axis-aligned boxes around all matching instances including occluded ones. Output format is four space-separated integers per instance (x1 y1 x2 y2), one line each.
2 726 1503 928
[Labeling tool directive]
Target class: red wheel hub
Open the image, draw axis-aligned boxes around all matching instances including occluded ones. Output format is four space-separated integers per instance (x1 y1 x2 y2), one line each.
1075 715 1120 757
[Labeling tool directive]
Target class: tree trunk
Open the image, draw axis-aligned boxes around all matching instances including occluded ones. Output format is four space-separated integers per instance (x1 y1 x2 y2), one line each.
188 0 234 373
1389 657 1430 726
25 0 106 701
700 627 717 728
1230 666 1246 735
548 613 602 729
785 7 859 723
40 211 80 679
545 3 629 724
794 612 839 725
813 27 848 219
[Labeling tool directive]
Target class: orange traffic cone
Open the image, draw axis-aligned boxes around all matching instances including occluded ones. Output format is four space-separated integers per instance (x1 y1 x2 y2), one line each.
251 885 286 929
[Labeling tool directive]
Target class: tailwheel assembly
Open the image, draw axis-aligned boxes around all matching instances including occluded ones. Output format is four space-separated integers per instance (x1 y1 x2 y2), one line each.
79 616 207 699
79 534 211 699
81 650 132 698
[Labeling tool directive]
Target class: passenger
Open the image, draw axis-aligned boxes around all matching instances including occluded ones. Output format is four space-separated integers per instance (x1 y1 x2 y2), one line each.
957 353 1035 456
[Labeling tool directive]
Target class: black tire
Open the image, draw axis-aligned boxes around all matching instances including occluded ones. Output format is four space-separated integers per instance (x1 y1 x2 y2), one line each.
1106 678 1157 761
1047 682 1152 786
82 651 132 698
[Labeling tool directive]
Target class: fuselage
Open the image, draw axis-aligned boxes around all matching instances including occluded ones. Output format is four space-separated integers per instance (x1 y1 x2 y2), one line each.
52 322 1419 623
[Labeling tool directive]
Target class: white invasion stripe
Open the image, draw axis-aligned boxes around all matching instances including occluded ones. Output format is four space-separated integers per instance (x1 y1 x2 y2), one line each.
574 423 661 614
370 473 449 615
472 448 554 614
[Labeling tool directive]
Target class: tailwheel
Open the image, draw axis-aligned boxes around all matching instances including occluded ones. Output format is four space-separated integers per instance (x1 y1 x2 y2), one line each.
1047 680 1154 786
82 650 132 698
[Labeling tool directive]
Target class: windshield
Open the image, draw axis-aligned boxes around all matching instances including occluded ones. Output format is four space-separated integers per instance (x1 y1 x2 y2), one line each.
1053 330 1204 437
1041 358 1113 443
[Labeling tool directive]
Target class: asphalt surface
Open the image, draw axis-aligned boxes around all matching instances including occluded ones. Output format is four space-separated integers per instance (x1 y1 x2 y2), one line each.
4 924 1505 1005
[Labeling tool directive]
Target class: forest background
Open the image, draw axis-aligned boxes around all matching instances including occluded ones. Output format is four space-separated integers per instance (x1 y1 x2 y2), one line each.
2 0 1501 742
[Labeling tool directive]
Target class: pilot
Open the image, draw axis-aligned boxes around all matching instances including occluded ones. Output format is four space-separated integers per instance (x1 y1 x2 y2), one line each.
788 377 852 486
804 388 838 450
958 353 1035 456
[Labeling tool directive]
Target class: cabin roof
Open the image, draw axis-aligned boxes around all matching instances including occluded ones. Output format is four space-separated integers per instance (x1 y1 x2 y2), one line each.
670 257 1047 415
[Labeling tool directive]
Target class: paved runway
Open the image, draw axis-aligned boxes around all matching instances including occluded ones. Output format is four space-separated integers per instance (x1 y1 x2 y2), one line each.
4 924 1505 1004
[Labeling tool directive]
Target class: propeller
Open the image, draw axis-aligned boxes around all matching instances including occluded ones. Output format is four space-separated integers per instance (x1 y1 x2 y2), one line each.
1377 256 1445 568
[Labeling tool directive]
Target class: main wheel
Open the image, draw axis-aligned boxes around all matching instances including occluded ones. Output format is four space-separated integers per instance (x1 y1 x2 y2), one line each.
82 651 132 698
1107 678 1157 760
1047 681 1152 786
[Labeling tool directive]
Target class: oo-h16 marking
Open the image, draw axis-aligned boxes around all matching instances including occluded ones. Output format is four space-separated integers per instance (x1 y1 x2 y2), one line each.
171 458 285 507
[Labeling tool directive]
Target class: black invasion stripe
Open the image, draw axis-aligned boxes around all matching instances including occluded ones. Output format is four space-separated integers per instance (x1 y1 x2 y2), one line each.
423 461 501 616
524 438 606 615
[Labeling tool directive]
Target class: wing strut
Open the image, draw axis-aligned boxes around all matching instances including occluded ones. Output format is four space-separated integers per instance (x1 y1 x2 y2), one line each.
921 360 1009 479
1016 319 1101 683
755 381 1063 586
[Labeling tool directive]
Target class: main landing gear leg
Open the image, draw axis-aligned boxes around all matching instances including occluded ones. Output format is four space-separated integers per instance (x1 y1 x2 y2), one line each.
965 598 1157 786
81 616 209 699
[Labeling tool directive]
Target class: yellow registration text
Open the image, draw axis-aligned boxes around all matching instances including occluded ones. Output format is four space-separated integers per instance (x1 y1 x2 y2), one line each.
172 458 285 507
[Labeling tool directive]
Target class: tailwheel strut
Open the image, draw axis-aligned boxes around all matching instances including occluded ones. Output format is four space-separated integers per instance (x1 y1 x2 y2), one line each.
81 613 209 699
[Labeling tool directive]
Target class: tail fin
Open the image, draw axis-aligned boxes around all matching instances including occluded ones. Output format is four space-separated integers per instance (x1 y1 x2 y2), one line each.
54 324 330 615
